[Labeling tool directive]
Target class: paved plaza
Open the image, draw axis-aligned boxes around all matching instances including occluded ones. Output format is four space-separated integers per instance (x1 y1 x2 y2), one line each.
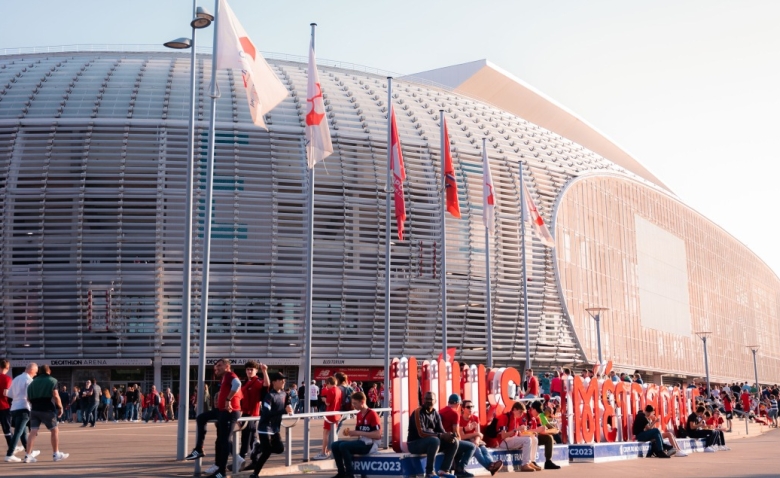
0 419 775 477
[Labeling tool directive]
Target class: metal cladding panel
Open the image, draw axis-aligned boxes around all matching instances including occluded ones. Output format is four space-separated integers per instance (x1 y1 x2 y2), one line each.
554 174 780 383
2 51 775 382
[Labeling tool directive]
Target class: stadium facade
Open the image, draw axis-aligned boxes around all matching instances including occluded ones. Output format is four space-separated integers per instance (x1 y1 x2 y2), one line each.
0 49 778 392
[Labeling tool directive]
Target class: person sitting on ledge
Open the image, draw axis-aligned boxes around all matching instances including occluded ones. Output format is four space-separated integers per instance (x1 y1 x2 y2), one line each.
406 392 458 478
330 391 381 478
527 401 561 469
632 405 671 458
704 410 730 451
686 405 719 453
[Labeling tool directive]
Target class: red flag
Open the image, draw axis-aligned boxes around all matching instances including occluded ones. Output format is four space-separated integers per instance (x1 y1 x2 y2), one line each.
390 107 407 240
442 118 461 218
438 347 457 363
305 34 332 169
522 180 555 247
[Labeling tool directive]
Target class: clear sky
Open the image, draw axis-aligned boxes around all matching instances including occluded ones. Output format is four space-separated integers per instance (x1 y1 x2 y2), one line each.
3 1 780 275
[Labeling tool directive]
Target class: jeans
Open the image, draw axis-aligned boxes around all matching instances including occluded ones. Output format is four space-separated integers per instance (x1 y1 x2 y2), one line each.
407 436 457 476
239 413 257 458
472 445 494 469
331 439 373 475
146 406 162 422
635 428 664 453
194 408 220 452
6 409 29 457
83 402 99 426
1 409 11 449
215 410 241 474
125 403 137 421
454 439 476 472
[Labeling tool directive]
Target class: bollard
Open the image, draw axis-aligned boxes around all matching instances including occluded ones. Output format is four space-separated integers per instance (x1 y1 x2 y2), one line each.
285 425 293 466
329 422 338 451
745 411 749 435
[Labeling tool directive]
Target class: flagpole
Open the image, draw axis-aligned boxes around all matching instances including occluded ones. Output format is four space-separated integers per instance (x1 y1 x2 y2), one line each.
439 110 448 357
193 0 220 474
176 0 198 460
383 76 392 447
302 22 317 462
520 161 531 370
483 138 493 369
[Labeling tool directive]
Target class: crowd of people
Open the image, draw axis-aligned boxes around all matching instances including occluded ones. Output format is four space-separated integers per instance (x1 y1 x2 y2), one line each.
57 381 177 424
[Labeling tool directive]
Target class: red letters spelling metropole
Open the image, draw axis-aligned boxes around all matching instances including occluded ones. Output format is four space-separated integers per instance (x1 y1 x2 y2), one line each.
390 355 700 452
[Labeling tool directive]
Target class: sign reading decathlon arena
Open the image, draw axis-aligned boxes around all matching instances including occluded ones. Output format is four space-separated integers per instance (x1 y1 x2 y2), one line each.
390 353 701 450
37 358 153 367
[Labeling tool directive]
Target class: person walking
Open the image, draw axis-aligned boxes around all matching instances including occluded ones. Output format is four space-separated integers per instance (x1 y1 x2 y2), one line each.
242 372 292 477
165 387 176 421
0 360 14 453
100 389 111 422
70 386 80 423
112 386 123 422
5 363 39 463
81 378 100 427
24 365 69 463
145 386 163 423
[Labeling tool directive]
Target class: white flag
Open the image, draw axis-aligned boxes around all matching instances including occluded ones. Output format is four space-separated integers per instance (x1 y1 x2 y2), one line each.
305 36 333 169
522 180 555 248
216 0 288 129
482 150 496 234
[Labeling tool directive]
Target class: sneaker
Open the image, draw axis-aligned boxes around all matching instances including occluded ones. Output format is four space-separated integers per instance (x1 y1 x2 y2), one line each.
666 448 677 457
23 455 37 463
184 449 205 461
675 450 688 457
720 446 730 451
14 445 25 455
204 464 219 474
488 460 504 476
313 452 330 460
455 470 474 478
544 460 561 470
704 446 717 453
4 455 21 462
29 450 40 458
239 458 254 472
205 472 225 478
53 451 69 462
234 454 245 470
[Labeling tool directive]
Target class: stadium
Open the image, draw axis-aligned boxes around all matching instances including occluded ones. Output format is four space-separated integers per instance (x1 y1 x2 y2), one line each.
0 47 778 392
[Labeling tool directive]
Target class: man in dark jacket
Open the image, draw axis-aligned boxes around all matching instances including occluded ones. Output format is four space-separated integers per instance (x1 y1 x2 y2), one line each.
407 392 458 478
243 372 292 477
633 405 669 458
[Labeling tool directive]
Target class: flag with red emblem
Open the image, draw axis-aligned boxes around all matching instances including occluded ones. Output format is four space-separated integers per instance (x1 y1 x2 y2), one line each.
522 180 555 247
215 0 288 129
482 147 496 234
305 34 332 169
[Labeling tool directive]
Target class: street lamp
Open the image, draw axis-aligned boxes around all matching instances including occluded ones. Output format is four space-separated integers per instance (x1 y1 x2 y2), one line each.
695 331 712 398
747 345 760 395
165 0 213 462
586 307 609 363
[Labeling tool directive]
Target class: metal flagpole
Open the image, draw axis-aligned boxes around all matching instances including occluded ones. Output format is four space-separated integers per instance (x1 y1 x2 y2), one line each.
194 0 220 473
439 109 448 358
382 76 393 447
176 0 198 460
483 138 493 368
520 161 531 370
302 22 317 462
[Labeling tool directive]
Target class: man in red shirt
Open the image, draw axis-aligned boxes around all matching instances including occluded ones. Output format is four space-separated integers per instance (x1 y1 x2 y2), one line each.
314 376 342 460
741 390 752 418
524 369 540 398
550 372 562 398
439 393 476 477
186 358 243 478
238 361 269 464
0 359 12 452
331 391 382 478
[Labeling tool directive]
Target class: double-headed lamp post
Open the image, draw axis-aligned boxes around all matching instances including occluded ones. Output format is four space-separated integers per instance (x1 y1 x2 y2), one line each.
164 1 213 462
747 345 760 396
695 331 712 398
586 307 609 364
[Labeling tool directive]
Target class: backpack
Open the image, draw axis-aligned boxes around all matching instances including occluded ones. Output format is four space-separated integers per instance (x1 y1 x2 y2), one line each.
484 412 511 439
339 385 354 412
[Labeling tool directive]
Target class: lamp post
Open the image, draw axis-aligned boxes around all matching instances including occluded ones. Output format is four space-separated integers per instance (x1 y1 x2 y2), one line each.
695 331 712 398
585 307 608 364
164 1 213 461
747 345 760 396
